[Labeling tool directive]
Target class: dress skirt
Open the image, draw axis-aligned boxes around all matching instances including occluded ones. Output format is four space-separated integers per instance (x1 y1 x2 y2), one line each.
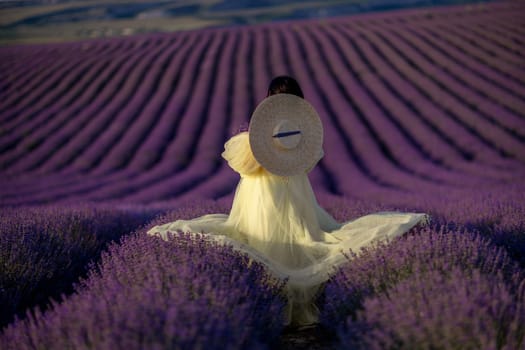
147 132 427 326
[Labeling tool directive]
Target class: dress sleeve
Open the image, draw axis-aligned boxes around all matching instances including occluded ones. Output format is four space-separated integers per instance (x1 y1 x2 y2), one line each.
222 132 262 176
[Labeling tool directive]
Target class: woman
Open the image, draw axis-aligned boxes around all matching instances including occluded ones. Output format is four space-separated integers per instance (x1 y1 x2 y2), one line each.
148 76 427 326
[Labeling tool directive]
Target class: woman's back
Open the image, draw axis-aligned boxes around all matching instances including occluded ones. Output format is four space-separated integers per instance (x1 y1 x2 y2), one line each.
147 76 428 327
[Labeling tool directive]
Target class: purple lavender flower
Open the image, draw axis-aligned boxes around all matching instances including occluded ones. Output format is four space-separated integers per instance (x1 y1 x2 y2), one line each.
0 231 285 349
0 204 157 329
320 224 524 349
341 268 524 349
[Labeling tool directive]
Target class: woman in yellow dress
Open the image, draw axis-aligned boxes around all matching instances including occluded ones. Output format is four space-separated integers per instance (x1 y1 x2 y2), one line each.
147 76 427 327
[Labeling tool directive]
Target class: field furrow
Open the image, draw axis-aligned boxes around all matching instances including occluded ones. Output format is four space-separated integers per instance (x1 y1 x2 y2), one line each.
0 1 524 207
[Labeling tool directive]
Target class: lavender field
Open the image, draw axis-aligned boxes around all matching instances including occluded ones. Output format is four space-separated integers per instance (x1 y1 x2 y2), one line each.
1 1 525 349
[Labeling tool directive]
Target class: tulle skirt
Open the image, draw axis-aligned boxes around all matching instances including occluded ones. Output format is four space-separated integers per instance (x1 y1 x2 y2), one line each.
147 172 427 326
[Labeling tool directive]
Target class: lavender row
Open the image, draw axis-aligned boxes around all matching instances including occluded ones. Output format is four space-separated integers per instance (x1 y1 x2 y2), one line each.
1 224 285 349
439 21 525 85
294 26 448 192
124 35 200 173
94 31 225 192
415 22 525 103
455 21 525 67
122 31 243 202
341 23 524 166
381 23 525 136
325 24 499 180
0 204 157 329
273 25 408 199
280 24 512 196
2 37 159 173
374 21 525 136
395 8 525 85
70 31 212 179
23 39 152 174
320 224 524 349
326 22 521 178
51 40 172 174
1 199 524 347
8 54 126 172
468 18 525 51
490 18 525 44
39 41 160 174
1 46 86 116
159 28 267 202
0 39 143 170
306 24 490 187
119 32 232 200
37 38 179 177
90 39 184 174
1 51 93 136
0 2 524 206
114 27 274 203
0 42 109 98
3 30 246 204
0 41 115 129
422 22 525 91
0 50 67 112
372 30 524 165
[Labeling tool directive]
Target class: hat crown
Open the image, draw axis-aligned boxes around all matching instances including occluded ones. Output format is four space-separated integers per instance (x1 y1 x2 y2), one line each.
273 120 302 150
249 94 323 176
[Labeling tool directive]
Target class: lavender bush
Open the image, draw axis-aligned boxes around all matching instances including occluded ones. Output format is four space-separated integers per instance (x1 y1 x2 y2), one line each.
0 231 285 350
0 204 157 329
0 1 524 348
320 224 524 349
340 268 524 350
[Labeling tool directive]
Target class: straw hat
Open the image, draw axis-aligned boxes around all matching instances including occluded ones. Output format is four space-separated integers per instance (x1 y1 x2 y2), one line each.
249 94 323 176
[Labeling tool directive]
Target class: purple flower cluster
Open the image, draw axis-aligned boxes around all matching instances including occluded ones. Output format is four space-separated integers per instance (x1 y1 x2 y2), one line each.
320 224 524 349
1 231 285 349
344 268 524 350
2 204 523 348
0 204 157 329
0 1 524 348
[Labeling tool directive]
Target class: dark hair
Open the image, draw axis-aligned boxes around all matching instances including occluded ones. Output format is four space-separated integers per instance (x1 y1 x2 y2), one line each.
266 76 304 99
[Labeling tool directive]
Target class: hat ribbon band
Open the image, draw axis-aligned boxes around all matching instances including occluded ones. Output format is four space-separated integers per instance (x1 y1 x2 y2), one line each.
273 130 301 138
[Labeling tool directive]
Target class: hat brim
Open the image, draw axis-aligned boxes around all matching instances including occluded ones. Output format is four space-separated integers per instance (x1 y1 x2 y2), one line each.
249 94 323 176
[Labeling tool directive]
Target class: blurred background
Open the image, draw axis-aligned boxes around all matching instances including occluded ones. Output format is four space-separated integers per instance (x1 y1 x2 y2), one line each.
0 0 495 45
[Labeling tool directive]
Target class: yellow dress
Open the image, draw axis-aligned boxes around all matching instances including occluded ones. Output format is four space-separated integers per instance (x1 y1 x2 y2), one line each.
147 132 427 326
